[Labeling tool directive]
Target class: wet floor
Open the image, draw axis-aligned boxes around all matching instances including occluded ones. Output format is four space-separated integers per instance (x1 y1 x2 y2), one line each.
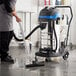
1 46 76 76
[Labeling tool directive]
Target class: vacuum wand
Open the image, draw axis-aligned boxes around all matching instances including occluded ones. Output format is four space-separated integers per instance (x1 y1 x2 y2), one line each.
18 22 26 49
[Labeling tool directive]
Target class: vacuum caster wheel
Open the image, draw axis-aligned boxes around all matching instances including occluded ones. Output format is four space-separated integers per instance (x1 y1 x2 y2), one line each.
45 58 51 62
63 52 69 60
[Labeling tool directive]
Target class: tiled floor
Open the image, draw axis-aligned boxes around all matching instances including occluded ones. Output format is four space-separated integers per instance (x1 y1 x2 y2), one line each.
1 46 76 76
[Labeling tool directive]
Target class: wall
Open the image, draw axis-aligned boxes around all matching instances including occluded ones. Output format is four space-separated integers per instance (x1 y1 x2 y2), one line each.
16 0 38 12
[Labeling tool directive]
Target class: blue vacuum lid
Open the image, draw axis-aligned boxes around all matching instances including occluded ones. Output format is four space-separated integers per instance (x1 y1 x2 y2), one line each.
39 13 61 20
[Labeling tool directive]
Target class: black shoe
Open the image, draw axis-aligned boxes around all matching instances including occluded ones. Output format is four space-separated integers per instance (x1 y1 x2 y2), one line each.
1 55 14 63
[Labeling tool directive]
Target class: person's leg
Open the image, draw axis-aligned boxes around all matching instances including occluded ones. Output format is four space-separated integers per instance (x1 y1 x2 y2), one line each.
8 31 14 47
1 32 10 59
1 31 14 63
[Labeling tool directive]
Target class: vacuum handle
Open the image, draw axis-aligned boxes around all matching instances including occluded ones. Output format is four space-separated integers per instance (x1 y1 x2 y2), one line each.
55 6 73 46
55 6 73 25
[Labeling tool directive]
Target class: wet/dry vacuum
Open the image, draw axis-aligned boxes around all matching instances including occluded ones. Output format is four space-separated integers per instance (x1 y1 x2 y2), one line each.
13 6 73 67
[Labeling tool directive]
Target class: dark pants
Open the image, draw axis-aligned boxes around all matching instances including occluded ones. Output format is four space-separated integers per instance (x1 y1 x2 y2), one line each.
0 31 14 59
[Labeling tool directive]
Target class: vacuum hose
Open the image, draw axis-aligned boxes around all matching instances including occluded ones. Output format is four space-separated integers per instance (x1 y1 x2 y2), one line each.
53 21 58 51
13 23 46 41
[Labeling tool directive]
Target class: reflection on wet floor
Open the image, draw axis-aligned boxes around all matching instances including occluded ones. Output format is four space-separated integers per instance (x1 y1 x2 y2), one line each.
1 46 76 76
